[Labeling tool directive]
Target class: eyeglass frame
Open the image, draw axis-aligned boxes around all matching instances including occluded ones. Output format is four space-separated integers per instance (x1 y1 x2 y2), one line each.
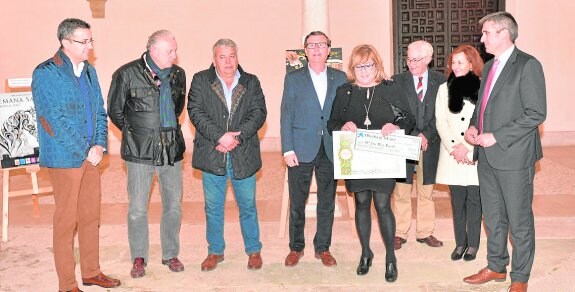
354 62 375 71
405 56 428 65
68 38 95 45
305 42 329 49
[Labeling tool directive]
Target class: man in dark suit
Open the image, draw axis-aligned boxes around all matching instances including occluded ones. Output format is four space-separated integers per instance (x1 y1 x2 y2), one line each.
280 31 347 267
463 12 546 292
392 40 446 250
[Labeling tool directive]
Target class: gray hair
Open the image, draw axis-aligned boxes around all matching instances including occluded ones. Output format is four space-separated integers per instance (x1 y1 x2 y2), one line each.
212 39 238 56
146 30 174 51
479 12 518 42
57 18 90 42
408 40 434 57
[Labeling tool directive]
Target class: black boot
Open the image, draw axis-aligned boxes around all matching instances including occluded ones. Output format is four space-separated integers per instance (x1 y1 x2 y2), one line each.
356 255 373 275
463 247 478 261
451 244 468 261
385 262 397 282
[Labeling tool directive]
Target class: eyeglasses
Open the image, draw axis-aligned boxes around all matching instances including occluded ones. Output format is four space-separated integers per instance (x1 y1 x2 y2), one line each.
69 38 95 45
406 56 427 65
354 63 375 71
305 42 328 49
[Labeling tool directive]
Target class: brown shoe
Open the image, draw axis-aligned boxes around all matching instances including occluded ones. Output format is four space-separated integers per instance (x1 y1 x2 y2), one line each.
82 272 121 288
130 257 146 278
247 252 263 270
394 236 407 250
508 282 528 292
201 254 224 271
162 257 185 272
315 251 337 267
416 235 443 247
463 267 506 284
285 250 304 267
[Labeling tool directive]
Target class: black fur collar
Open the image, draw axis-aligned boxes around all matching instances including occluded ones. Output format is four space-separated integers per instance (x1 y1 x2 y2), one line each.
447 72 480 113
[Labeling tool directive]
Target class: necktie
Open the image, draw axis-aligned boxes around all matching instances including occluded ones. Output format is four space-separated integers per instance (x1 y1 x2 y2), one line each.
417 76 423 101
479 59 500 132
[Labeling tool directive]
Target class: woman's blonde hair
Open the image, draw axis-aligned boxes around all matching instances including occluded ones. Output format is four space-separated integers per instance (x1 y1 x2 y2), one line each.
346 44 386 85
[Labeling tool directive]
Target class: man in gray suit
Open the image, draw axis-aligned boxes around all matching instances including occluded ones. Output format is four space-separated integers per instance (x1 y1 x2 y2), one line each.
392 40 446 250
280 31 347 267
463 12 546 292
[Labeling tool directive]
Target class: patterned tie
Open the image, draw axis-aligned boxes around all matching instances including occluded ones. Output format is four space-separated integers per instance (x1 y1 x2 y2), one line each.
479 59 501 132
417 76 423 101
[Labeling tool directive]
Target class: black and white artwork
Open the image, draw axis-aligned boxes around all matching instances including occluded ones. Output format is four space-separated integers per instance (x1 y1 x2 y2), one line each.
0 92 40 168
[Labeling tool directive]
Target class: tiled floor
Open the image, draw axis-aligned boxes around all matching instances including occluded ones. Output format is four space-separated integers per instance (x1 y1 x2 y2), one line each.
1 147 575 291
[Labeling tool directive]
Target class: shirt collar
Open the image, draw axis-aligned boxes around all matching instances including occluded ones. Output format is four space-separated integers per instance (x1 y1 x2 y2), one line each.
497 44 515 65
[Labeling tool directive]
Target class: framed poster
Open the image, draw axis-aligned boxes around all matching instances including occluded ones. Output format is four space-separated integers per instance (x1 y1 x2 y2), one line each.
285 48 343 73
0 92 40 168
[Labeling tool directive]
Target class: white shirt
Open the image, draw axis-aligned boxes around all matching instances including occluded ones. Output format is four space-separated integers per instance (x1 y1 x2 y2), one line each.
308 65 328 109
72 61 85 77
489 44 515 94
412 70 429 101
215 69 241 112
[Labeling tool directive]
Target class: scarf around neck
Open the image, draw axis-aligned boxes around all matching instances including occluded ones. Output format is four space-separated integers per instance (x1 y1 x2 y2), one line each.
146 53 176 128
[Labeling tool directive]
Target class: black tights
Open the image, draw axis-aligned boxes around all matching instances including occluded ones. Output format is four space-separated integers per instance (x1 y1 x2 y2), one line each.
354 190 396 263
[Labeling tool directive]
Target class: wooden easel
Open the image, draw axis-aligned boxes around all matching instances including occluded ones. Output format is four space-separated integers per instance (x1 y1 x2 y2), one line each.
2 164 52 241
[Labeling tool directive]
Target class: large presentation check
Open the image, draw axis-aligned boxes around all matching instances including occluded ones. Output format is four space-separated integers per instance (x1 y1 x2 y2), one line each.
333 131 408 179
354 129 421 161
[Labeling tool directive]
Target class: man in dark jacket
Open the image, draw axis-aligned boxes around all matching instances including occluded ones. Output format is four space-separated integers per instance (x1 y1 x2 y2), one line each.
108 30 187 278
188 39 267 272
392 40 446 250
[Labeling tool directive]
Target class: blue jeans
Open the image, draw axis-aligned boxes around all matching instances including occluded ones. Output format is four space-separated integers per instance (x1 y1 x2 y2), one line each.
126 160 182 262
202 154 262 255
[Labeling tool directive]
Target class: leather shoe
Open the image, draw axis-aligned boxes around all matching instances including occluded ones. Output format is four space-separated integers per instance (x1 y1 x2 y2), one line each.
416 235 443 247
463 267 506 284
451 245 467 261
247 252 263 270
285 250 304 267
130 257 146 278
201 254 224 271
463 247 478 261
394 236 407 250
162 257 185 272
385 262 398 282
315 251 337 267
82 272 121 288
356 255 373 275
508 282 528 292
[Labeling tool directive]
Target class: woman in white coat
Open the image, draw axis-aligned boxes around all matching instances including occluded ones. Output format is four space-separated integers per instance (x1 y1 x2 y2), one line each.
435 45 484 261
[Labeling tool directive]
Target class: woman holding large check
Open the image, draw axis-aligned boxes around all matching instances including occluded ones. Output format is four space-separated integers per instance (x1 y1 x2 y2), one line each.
327 44 414 281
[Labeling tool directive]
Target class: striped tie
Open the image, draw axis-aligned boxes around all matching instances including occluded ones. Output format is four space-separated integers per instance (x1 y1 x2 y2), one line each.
417 76 423 101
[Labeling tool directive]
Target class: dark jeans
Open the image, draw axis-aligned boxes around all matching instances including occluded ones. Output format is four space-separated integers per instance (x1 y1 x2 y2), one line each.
287 143 336 253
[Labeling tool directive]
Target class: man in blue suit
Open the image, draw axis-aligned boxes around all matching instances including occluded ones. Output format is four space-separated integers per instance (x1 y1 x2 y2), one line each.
280 31 347 267
463 12 546 292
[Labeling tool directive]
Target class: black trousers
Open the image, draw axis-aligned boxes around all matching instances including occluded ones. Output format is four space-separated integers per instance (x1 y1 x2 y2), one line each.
287 143 336 253
449 185 481 248
354 179 396 263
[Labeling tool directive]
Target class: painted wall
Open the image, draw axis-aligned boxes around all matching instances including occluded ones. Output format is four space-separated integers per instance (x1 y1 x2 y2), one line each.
0 0 572 154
